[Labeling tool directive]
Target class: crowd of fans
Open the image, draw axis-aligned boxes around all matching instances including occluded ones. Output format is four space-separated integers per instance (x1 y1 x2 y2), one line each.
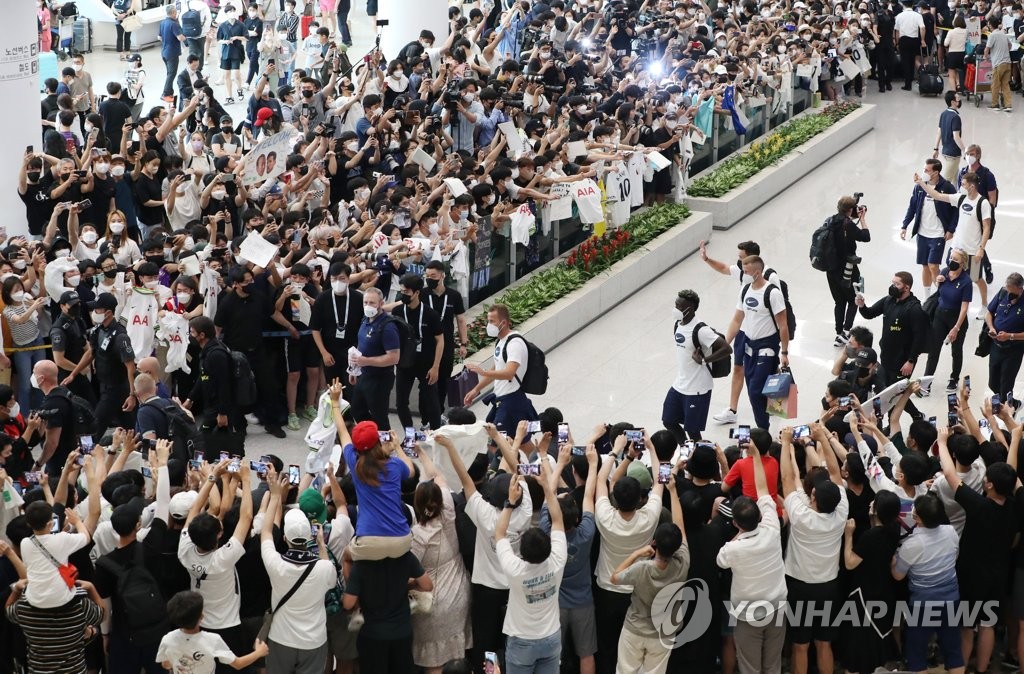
7 0 1024 673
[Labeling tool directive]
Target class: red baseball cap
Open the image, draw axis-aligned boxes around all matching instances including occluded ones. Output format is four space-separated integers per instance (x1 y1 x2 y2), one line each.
351 421 380 452
254 107 275 127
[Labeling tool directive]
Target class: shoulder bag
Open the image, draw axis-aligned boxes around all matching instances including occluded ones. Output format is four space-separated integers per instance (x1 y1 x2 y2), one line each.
257 562 316 642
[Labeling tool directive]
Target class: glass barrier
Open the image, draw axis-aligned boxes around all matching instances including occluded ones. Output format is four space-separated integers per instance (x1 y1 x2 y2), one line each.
464 73 820 309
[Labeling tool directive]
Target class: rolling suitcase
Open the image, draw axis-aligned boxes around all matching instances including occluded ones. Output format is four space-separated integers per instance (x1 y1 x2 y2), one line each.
918 55 943 95
73 16 92 54
38 51 59 92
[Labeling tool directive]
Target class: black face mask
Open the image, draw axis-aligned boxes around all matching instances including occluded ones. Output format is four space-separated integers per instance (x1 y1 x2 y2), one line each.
221 126 233 133
66 304 81 318
148 128 158 137
326 237 336 248
888 284 901 299
399 294 412 305
948 260 961 272
821 396 831 411
146 255 165 265
26 171 41 182
425 278 440 290
302 89 315 99
1009 291 1022 302
857 366 871 378
103 269 118 279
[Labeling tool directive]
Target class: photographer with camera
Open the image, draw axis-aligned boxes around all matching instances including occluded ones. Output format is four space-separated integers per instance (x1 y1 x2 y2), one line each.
443 79 484 154
476 88 511 147
821 195 871 347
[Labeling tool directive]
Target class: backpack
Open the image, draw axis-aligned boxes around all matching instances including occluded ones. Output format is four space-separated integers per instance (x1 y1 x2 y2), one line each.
965 192 995 238
741 282 797 340
142 397 205 462
48 387 95 437
322 534 345 616
181 7 204 38
209 343 257 409
383 315 418 370
691 322 731 378
97 545 168 644
112 0 132 12
809 216 839 272
501 333 549 395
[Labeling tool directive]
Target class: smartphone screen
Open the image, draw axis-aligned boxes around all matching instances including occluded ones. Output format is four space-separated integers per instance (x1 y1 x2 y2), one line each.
25 471 39 484
79 435 94 454
792 425 810 439
736 425 750 444
219 451 229 462
484 652 497 674
142 466 153 478
50 514 60 533
872 398 882 416
571 445 586 456
657 464 672 484
838 396 851 409
928 416 937 427
948 412 959 427
402 445 419 459
947 393 957 411
517 464 540 476
188 459 202 470
527 420 542 433
288 464 300 485
378 430 392 443
557 423 569 444
624 429 644 450
963 375 971 393
992 395 1003 413
228 456 240 473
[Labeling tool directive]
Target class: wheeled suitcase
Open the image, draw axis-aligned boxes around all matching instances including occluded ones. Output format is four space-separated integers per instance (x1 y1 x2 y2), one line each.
73 16 92 54
38 51 59 92
918 54 943 96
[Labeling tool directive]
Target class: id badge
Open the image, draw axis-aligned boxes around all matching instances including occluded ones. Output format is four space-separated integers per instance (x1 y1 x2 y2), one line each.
415 342 422 353
335 326 346 339
100 336 112 351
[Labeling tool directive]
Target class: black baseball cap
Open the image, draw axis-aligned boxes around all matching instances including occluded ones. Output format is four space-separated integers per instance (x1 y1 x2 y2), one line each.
88 293 118 312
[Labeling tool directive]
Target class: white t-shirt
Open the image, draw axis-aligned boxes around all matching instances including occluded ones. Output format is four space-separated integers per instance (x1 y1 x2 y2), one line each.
177 530 246 629
949 193 992 255
672 319 718 395
497 529 567 640
737 282 786 341
157 629 236 674
465 489 533 590
918 192 946 238
23 532 89 608
783 489 849 584
259 541 338 649
594 495 662 592
493 332 529 397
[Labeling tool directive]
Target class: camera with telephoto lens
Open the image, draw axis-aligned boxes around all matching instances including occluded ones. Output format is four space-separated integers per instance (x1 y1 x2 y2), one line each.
853 191 866 215
317 122 337 137
442 81 462 112
380 154 400 173
521 73 545 83
841 254 861 288
501 94 525 108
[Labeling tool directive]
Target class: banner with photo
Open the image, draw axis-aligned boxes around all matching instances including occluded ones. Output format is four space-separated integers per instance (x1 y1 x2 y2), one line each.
242 131 298 187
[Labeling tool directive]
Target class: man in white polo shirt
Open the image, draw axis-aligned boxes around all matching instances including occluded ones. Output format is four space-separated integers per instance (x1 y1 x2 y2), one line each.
894 0 926 89
717 439 787 674
781 424 849 674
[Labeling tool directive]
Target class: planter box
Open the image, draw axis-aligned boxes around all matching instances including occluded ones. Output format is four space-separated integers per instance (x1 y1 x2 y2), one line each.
463 210 714 373
686 104 877 231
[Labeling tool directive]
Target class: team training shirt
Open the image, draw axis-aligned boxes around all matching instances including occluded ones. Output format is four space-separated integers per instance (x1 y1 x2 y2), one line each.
493 331 529 397
673 320 718 395
738 283 787 341
950 193 992 255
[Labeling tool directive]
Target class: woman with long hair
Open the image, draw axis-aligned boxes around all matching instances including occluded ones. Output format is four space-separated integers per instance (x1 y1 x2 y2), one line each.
410 439 472 674
37 0 52 53
0 277 48 413
105 210 142 266
330 379 414 559
943 14 968 92
840 490 902 674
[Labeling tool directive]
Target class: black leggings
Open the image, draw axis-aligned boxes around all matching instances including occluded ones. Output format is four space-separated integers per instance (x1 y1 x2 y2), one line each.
925 306 968 381
826 270 857 335
470 584 509 674
115 24 132 52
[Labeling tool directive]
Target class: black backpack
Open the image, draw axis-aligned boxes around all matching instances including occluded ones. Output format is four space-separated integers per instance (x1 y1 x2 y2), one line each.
97 545 168 644
49 387 96 437
741 282 798 340
209 343 257 409
809 216 839 272
142 397 205 462
181 7 204 39
501 333 549 395
383 315 418 370
691 321 731 378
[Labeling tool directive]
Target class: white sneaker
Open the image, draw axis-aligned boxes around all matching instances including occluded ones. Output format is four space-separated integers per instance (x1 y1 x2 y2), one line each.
245 413 260 424
713 408 737 424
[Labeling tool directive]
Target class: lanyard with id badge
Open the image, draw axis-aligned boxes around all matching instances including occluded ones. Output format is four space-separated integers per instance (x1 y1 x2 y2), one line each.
403 305 423 353
332 293 350 340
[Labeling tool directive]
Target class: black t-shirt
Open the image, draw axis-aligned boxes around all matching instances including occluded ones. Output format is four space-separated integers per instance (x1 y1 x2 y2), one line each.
422 287 465 347
848 524 900 603
50 312 88 372
142 518 191 600
85 175 117 234
395 302 442 367
214 289 272 352
134 174 164 225
274 281 319 329
38 387 76 464
19 176 56 236
88 320 135 383
309 287 365 354
956 483 1015 579
99 98 133 148
346 551 424 639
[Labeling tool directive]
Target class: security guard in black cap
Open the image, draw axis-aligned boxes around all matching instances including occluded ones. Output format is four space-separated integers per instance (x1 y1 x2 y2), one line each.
50 290 94 404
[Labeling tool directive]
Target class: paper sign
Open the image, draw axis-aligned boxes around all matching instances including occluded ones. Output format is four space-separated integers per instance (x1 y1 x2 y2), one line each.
179 254 201 277
498 121 524 157
690 127 707 146
239 230 279 269
567 141 588 161
443 178 468 197
410 147 436 172
647 151 671 171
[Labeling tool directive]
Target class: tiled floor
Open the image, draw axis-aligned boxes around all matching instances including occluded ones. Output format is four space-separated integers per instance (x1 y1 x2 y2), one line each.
66 20 1024 460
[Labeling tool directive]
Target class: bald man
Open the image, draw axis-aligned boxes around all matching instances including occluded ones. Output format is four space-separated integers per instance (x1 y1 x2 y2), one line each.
138 356 171 399
32 360 79 474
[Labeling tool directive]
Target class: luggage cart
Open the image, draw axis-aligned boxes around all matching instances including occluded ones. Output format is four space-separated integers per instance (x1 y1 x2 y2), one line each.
965 58 993 106
55 12 76 60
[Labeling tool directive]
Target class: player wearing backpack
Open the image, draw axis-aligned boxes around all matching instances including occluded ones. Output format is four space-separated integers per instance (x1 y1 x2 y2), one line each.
820 196 872 347
724 256 791 430
464 303 539 433
663 290 732 446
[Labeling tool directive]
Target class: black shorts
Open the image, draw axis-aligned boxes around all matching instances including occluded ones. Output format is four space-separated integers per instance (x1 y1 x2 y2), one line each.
786 576 842 644
946 51 965 70
284 333 321 372
220 58 242 71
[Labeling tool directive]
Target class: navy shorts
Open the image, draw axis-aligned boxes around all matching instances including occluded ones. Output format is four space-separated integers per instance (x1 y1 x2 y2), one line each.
662 388 712 433
733 331 746 367
220 58 242 71
916 234 946 265
487 390 537 433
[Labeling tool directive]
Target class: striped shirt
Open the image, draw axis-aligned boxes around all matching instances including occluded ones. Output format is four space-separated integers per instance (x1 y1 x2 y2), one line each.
6 590 103 674
2 302 42 346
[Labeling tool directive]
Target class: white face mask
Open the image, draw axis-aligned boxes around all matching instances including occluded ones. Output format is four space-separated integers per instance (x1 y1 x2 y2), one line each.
485 322 500 338
511 168 520 179
111 165 126 177
391 70 403 78
184 237 195 249
363 304 378 318
30 374 40 389
484 194 495 205
67 275 81 287
82 231 98 244
73 64 83 72
463 92 475 103
6 402 19 418
716 39 727 47
332 280 347 294
236 254 248 266
10 291 25 303
345 141 359 152
212 189 227 200
84 122 94 134
94 162 109 173
110 221 125 234
966 155 977 165
176 292 192 304
91 311 106 324
12 260 26 270
428 222 440 235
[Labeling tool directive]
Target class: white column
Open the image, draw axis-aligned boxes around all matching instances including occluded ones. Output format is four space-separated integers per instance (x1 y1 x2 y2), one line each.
377 0 449 62
0 2 41 236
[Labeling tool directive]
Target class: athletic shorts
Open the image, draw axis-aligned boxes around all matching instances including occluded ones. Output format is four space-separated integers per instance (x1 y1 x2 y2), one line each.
662 389 712 433
284 334 321 372
785 576 841 644
220 58 242 71
916 234 946 265
560 605 597 658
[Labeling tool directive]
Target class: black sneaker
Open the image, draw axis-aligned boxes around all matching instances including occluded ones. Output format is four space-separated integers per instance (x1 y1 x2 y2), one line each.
266 425 287 439
946 377 957 393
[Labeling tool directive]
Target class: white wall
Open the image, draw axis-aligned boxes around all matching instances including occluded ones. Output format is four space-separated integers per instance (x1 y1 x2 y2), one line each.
377 0 449 62
1 1 45 236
